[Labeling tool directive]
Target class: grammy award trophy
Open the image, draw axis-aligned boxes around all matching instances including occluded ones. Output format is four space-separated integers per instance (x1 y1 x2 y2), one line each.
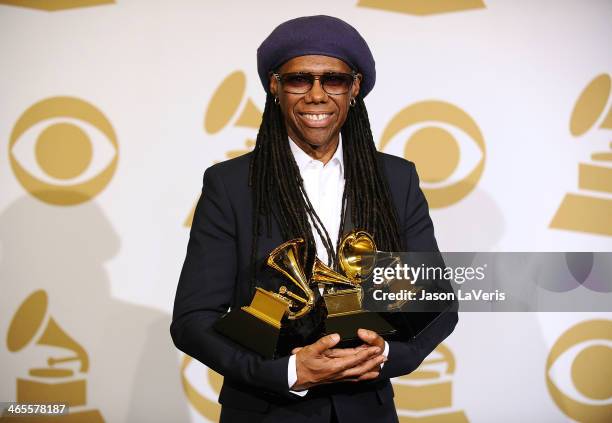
213 238 315 358
312 230 396 346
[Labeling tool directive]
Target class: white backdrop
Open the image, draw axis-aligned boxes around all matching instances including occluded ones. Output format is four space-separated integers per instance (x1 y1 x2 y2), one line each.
1 1 611 422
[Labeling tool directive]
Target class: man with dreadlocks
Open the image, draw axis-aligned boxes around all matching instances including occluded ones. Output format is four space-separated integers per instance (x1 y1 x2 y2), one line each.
171 15 458 423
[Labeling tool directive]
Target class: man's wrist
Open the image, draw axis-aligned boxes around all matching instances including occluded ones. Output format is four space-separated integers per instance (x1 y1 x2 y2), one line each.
380 340 390 369
288 354 308 396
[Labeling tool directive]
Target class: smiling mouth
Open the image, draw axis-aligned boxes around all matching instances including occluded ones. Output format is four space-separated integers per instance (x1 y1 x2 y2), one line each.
298 112 333 127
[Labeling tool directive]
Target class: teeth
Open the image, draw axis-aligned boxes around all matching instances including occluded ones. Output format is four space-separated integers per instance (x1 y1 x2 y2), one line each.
303 113 330 121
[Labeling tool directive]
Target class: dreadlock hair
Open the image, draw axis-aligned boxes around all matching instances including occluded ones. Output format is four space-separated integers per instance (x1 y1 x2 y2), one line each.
248 93 402 293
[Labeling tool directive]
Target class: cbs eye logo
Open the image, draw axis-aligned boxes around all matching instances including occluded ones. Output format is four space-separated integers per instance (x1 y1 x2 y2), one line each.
8 96 118 206
546 319 612 422
379 101 486 208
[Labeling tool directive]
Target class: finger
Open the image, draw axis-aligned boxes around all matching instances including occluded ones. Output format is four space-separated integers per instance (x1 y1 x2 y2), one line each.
339 354 385 379
356 370 381 381
323 345 368 358
310 333 341 354
329 346 381 375
357 328 376 343
358 328 384 349
341 370 381 383
292 347 303 355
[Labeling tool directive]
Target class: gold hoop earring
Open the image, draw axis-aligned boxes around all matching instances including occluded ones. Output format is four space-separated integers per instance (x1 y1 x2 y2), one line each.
349 98 356 107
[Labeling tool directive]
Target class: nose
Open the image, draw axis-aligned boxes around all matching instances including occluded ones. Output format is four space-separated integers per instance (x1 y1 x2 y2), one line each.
304 77 328 104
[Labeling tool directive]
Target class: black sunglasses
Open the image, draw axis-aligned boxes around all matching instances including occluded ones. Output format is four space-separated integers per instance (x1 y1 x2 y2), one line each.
273 71 357 95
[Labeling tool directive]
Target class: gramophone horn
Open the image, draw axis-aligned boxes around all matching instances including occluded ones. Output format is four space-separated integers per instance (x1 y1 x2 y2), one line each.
338 230 377 280
311 257 358 287
204 71 262 134
7 290 47 353
267 239 315 319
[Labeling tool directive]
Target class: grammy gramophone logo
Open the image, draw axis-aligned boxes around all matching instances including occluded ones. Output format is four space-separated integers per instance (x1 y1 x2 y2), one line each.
184 70 262 227
550 74 612 237
8 97 119 206
357 0 486 16
393 343 467 422
0 0 114 11
379 101 486 208
4 290 104 422
179 356 223 422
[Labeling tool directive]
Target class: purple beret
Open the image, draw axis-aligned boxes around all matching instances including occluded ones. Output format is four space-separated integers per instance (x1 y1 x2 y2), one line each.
257 15 376 97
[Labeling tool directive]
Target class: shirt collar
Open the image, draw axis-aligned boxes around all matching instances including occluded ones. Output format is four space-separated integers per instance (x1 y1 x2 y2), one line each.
288 133 344 175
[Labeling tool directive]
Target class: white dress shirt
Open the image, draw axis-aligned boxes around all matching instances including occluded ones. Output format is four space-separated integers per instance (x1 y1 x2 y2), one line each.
285 134 389 395
289 133 345 266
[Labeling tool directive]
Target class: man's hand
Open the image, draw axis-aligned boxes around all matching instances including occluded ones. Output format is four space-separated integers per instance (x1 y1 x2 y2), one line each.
292 329 388 386
291 333 386 390
310 329 386 360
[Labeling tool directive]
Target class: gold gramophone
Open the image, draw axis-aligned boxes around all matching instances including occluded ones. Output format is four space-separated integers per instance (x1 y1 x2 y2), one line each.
3 290 104 422
214 238 315 358
312 230 396 345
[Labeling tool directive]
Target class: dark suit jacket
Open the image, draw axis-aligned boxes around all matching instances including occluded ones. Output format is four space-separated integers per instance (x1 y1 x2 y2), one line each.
170 151 459 423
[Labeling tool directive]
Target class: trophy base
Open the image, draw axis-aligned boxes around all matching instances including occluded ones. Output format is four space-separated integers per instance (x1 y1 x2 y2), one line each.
324 311 396 348
214 308 280 359
550 193 612 236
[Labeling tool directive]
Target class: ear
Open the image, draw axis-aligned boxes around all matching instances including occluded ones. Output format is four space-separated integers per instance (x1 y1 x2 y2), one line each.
269 72 278 97
351 73 362 99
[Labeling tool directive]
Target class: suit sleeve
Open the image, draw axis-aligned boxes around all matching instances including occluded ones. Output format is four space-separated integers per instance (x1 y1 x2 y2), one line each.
170 166 293 398
380 162 459 379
